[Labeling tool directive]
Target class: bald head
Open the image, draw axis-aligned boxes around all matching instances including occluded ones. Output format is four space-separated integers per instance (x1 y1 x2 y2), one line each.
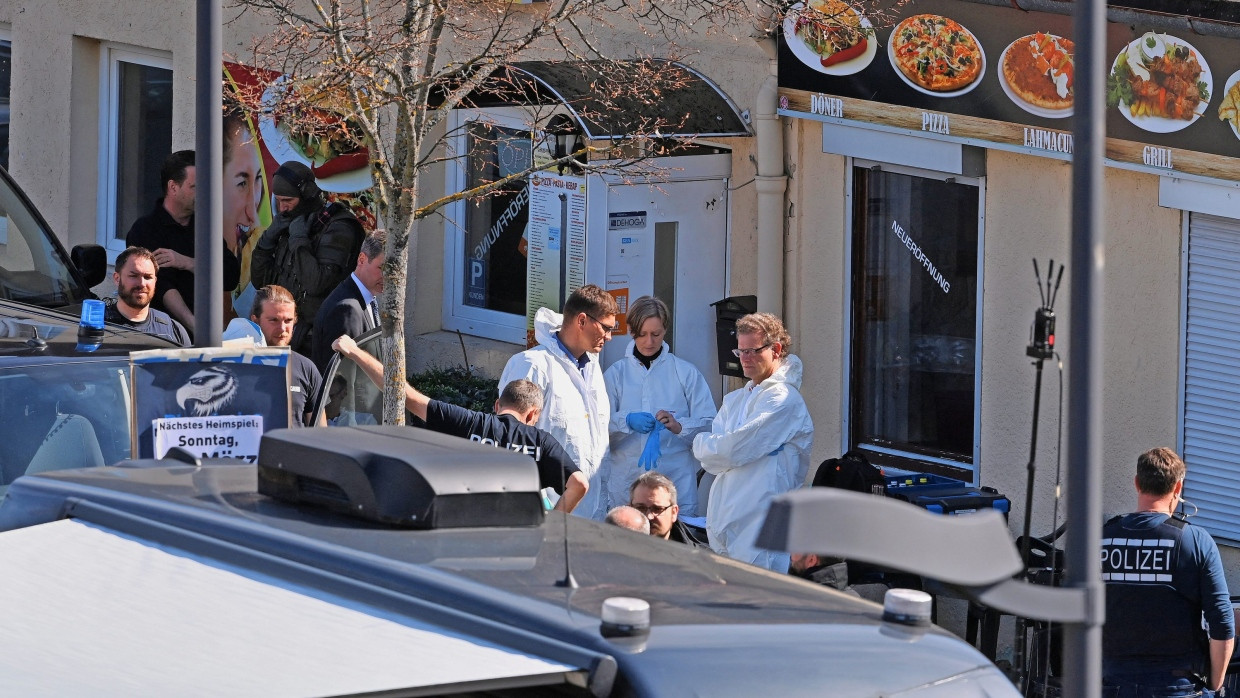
605 505 650 534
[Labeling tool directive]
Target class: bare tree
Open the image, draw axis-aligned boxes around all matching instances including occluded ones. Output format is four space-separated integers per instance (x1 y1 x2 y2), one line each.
227 0 778 423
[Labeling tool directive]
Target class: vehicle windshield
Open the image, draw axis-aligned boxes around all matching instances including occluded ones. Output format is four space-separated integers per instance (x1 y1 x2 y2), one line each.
0 172 85 306
318 332 384 427
0 360 132 491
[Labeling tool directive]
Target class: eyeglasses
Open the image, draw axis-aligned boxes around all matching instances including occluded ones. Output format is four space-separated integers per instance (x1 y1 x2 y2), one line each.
586 314 620 335
732 342 772 358
630 502 673 517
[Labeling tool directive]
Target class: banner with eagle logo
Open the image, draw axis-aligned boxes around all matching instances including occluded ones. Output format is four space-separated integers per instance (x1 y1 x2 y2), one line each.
129 346 293 461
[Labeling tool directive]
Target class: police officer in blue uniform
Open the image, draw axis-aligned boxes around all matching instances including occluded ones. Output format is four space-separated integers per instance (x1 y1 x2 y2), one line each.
1102 447 1235 697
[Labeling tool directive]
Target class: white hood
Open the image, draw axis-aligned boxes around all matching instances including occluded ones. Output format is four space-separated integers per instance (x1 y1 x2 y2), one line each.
533 307 564 350
750 354 804 392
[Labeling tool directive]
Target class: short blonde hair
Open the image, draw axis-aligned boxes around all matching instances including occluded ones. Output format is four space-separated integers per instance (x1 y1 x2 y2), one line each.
735 312 792 356
627 296 670 337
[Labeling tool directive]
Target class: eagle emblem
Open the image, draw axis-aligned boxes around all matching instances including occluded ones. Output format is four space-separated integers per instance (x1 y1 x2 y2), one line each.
175 366 239 416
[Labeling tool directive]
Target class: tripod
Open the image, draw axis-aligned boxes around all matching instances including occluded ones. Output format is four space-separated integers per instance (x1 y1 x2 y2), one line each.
1012 260 1063 693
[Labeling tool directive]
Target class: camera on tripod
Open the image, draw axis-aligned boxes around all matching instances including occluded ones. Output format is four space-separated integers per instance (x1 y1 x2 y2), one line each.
1027 307 1055 360
1026 260 1063 362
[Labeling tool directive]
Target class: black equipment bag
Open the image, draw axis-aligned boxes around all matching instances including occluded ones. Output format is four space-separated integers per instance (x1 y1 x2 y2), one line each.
812 449 886 496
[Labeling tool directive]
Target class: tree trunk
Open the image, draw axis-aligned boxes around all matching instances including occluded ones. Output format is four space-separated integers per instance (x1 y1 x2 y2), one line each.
381 206 417 425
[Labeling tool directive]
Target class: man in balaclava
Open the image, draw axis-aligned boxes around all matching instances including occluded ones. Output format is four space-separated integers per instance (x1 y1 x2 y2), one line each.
250 160 365 355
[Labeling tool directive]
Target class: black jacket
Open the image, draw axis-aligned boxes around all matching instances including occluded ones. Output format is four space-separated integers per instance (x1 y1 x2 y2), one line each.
668 519 710 549
251 201 364 354
311 275 373 373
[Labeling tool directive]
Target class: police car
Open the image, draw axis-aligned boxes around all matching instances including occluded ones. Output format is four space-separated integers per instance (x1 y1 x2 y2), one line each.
0 166 179 495
0 426 1020 696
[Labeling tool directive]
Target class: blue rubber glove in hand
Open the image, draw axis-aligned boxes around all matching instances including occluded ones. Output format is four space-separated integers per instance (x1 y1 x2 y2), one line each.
768 443 785 457
639 421 665 471
626 411 657 434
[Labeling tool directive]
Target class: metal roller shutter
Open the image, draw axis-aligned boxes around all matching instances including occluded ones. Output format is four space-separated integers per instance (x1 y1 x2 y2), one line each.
1182 212 1240 543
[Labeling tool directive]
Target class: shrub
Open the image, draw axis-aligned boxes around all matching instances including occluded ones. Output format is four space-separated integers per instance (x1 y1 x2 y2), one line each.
407 365 496 424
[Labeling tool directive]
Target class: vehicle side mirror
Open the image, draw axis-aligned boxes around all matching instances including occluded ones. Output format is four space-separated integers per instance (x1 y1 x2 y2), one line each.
71 244 107 288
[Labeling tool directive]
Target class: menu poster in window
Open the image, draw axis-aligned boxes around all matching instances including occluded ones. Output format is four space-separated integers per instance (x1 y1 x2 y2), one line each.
525 172 587 347
130 346 291 461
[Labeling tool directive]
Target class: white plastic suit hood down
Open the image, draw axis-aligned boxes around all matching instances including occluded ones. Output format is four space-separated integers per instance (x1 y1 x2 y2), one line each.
600 339 718 516
693 354 813 572
499 307 612 520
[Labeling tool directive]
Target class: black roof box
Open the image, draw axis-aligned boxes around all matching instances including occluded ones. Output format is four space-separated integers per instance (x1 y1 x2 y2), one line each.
257 426 544 528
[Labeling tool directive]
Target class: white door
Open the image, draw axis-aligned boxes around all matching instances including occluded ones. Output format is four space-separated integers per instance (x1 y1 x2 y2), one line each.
602 177 729 403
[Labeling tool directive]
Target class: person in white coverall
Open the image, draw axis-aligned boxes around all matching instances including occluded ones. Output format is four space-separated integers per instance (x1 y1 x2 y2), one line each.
600 296 716 517
499 284 618 520
693 312 813 573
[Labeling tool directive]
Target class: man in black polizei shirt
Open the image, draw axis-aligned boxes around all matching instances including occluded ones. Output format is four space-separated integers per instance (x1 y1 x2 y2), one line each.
332 334 588 513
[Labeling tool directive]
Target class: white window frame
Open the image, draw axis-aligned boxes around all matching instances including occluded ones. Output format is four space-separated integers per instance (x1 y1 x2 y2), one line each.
442 108 538 345
842 158 987 483
96 43 173 259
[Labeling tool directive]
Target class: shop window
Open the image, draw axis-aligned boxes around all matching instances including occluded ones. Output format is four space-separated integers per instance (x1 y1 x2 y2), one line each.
97 45 173 257
0 31 11 171
848 165 982 480
443 114 533 344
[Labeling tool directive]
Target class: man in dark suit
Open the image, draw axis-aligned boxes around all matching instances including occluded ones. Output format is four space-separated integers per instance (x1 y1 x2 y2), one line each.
311 231 385 373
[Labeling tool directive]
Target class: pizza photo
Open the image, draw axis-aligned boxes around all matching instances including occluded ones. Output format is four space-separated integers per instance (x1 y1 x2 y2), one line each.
888 14 986 96
999 33 1074 117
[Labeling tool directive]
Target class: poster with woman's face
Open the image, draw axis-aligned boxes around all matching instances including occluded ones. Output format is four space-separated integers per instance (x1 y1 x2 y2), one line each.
222 62 378 316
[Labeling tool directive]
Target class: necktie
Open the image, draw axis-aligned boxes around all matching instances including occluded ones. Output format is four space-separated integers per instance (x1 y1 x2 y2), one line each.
369 299 380 329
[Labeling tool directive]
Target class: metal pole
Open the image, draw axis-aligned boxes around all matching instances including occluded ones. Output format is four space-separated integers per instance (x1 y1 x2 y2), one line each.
194 0 223 347
1062 0 1108 694
1013 356 1046 691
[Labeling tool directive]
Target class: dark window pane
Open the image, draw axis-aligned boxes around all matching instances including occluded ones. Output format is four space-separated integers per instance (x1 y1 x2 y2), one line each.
0 361 132 487
0 40 10 170
114 61 173 242
849 167 979 465
463 123 530 315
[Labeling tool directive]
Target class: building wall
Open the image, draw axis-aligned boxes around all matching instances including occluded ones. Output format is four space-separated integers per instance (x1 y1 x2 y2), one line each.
782 120 1240 593
0 1 259 249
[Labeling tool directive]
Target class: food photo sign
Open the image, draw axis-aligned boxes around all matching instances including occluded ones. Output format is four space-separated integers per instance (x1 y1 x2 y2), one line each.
778 0 1240 181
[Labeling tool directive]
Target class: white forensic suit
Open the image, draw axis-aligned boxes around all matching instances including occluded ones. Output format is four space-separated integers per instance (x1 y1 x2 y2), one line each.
600 340 718 516
499 307 611 520
693 355 813 572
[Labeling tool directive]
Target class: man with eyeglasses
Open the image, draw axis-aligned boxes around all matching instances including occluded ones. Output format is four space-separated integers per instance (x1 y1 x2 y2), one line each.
629 471 708 547
499 284 619 521
694 312 814 573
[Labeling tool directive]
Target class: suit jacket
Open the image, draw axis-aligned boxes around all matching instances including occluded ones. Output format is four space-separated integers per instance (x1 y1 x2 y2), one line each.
312 276 374 373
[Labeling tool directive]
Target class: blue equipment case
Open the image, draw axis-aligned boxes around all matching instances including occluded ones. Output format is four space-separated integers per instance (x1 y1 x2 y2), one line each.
884 473 1011 516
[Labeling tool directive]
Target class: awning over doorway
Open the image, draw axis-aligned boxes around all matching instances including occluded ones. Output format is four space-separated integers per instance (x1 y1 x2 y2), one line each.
448 59 751 140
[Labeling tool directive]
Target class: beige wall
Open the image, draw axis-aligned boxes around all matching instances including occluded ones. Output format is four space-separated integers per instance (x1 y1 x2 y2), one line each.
0 1 254 248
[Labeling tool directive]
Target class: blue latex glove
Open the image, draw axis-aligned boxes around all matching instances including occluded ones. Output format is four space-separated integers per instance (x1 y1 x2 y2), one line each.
626 411 657 434
639 421 665 471
768 443 785 457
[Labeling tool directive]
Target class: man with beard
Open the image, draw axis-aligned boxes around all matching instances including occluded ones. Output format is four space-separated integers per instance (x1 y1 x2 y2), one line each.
104 246 191 347
250 161 364 355
250 284 323 427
